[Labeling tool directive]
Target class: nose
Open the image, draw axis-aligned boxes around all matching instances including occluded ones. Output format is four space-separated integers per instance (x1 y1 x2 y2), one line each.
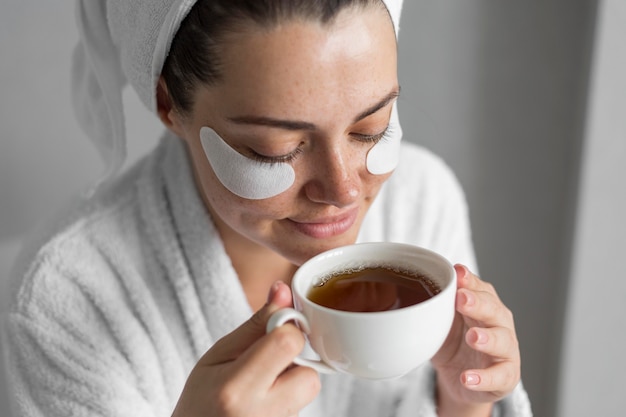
304 144 361 207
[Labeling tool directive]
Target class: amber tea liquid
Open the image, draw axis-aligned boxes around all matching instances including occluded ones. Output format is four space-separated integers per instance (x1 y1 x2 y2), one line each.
306 266 441 312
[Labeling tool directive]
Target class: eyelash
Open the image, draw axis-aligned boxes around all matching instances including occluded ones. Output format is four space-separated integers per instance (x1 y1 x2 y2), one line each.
249 125 393 165
353 125 394 145
249 145 304 165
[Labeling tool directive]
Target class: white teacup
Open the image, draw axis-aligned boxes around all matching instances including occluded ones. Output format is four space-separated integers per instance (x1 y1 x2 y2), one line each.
266 242 456 380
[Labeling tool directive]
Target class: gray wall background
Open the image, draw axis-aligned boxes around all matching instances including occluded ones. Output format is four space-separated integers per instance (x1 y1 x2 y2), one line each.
1 1 624 416
396 1 596 416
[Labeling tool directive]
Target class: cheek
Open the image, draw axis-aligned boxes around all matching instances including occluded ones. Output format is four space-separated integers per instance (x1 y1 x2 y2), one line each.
363 171 392 198
204 172 298 224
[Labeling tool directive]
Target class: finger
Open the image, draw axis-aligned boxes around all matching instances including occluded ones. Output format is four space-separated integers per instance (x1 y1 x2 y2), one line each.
454 264 499 297
465 327 519 360
266 280 294 309
461 361 520 394
268 366 321 416
203 281 293 365
234 321 307 389
456 287 514 328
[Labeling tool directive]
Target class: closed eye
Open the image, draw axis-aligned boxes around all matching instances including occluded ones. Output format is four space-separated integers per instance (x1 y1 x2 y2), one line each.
352 125 394 144
247 125 394 166
248 144 304 166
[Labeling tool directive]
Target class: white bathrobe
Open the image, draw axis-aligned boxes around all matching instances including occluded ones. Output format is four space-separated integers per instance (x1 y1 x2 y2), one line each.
2 133 532 417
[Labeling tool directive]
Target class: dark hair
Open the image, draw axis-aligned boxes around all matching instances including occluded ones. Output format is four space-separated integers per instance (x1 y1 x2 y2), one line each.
161 0 387 115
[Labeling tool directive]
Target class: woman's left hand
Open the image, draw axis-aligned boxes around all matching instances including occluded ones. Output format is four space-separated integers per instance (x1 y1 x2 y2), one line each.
431 264 521 416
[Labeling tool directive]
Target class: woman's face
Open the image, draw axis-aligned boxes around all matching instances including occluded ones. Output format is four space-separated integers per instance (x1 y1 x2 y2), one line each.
168 6 399 266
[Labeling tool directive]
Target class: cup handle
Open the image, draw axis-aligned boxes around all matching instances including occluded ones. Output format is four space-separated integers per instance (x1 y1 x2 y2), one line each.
266 308 336 374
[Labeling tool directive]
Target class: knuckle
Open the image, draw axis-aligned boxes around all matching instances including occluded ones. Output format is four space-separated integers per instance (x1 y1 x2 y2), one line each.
491 363 520 395
509 326 519 346
504 363 520 387
488 296 513 323
481 297 501 320
482 281 496 294
502 305 514 323
499 301 514 323
492 327 519 359
273 325 305 357
306 368 322 396
216 381 244 414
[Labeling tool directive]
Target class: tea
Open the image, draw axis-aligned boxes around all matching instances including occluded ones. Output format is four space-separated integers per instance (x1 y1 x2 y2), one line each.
306 266 441 312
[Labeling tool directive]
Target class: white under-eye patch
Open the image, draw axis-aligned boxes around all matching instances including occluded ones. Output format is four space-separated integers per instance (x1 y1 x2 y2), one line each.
199 126 296 200
366 104 403 175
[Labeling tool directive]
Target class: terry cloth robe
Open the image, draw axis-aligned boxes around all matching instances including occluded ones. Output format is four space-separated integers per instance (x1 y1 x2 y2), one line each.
2 133 533 417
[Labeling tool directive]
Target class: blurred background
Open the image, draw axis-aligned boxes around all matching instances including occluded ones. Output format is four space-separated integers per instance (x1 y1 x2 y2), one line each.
1 1 624 416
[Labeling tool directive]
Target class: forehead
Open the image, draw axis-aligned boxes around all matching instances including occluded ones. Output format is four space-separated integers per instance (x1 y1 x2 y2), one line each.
200 6 398 120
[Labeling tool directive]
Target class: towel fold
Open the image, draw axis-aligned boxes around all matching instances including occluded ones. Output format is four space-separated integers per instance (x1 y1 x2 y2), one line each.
71 0 197 192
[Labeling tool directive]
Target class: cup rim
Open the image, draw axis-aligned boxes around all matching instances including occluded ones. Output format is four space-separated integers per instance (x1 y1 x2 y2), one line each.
292 242 456 317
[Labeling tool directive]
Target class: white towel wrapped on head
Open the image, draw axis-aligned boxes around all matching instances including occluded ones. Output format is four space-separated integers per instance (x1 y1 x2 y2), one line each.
71 0 198 191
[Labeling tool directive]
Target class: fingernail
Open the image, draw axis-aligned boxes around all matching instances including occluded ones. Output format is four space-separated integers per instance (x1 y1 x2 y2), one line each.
464 373 481 386
454 264 468 280
267 281 281 303
473 329 488 345
461 290 475 307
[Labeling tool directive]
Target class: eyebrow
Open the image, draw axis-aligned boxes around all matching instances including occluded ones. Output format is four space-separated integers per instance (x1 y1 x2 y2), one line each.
227 88 400 131
352 89 400 124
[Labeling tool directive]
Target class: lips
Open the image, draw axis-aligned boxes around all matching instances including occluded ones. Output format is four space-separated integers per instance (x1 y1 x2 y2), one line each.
289 207 359 239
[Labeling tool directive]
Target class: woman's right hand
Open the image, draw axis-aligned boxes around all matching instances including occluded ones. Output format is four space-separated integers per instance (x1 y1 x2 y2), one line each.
171 281 321 417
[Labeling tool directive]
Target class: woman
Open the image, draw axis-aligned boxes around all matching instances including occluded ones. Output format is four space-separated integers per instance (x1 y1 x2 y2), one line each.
2 1 532 416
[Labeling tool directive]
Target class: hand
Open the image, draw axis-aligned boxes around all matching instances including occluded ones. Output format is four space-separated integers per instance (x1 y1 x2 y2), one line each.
431 265 521 416
172 281 321 417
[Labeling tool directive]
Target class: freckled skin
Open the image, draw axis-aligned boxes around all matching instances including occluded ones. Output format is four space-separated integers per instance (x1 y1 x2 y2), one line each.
160 7 398 306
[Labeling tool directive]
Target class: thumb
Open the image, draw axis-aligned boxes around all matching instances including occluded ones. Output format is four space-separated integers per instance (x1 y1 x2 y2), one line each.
201 281 293 365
